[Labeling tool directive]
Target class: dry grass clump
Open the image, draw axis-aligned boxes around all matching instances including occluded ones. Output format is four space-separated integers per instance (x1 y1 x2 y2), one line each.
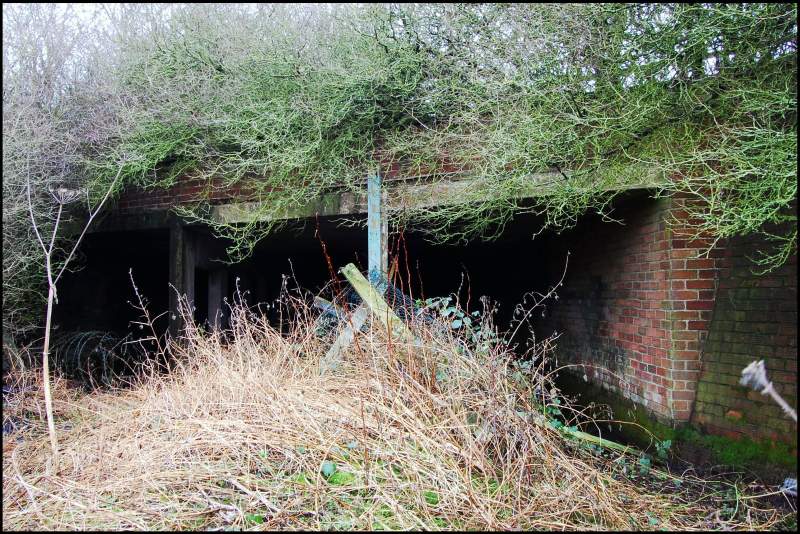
2 294 793 530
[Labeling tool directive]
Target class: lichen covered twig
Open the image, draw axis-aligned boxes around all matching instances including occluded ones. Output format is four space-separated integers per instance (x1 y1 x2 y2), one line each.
740 360 797 423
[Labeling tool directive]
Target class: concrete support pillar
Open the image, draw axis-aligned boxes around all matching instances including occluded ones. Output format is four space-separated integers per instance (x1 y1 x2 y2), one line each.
168 221 196 338
208 269 228 329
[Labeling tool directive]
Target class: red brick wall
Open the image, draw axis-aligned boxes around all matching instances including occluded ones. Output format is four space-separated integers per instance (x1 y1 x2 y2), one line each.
115 176 260 214
542 193 725 423
664 192 726 421
691 234 797 446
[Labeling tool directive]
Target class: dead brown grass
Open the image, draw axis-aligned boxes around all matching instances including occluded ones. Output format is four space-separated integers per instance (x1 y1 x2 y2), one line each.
2 296 793 530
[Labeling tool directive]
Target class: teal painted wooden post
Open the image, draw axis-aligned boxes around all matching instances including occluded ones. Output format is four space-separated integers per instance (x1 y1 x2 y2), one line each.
367 169 387 288
321 170 388 374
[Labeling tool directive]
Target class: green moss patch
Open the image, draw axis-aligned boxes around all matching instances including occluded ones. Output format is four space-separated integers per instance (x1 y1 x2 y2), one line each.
556 371 797 476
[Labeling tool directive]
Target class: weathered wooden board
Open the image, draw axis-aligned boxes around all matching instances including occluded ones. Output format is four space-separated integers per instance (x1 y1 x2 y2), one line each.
320 303 369 375
340 263 414 343
367 170 388 285
313 296 347 322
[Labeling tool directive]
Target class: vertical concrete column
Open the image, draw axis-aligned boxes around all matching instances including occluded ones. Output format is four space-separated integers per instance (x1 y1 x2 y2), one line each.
168 221 196 338
208 269 228 329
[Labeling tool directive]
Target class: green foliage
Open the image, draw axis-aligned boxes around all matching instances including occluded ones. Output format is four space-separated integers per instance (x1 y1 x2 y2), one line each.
291 472 311 486
327 471 356 486
423 490 439 506
68 4 800 268
637 454 652 475
244 513 264 525
655 439 672 460
113 120 199 190
676 427 797 471
421 295 499 353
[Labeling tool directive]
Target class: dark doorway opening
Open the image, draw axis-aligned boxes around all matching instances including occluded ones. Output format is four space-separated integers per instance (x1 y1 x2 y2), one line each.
54 228 171 337
194 267 209 326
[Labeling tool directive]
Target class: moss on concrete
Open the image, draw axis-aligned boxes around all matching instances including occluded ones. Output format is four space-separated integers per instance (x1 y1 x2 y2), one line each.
674 427 796 472
556 371 797 475
556 372 677 447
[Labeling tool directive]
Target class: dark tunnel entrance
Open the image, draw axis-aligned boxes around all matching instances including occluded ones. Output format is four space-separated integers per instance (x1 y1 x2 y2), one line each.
209 212 566 333
52 213 565 372
54 229 171 336
55 216 561 335
54 191 653 379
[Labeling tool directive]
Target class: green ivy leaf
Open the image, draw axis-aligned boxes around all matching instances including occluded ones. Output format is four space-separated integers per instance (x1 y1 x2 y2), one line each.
638 455 651 475
245 513 265 524
328 471 355 486
321 461 337 478
423 490 440 505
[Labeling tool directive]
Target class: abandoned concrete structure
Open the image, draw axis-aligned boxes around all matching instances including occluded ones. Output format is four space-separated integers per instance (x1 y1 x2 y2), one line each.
60 168 797 455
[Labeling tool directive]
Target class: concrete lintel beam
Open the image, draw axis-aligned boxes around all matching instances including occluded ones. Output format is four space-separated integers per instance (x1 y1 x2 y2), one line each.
95 169 664 232
210 171 662 225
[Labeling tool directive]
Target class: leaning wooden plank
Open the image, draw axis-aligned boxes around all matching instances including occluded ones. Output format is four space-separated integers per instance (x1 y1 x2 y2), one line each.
340 263 414 343
561 426 634 454
525 410 633 454
320 304 370 375
315 295 373 335
543 417 684 481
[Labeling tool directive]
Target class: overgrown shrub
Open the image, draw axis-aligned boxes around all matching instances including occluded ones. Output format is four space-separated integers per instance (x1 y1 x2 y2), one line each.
3 3 797 342
2 290 792 529
93 4 796 266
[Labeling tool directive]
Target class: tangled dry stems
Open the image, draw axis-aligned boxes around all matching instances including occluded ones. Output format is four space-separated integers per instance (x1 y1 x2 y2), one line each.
2 297 793 530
